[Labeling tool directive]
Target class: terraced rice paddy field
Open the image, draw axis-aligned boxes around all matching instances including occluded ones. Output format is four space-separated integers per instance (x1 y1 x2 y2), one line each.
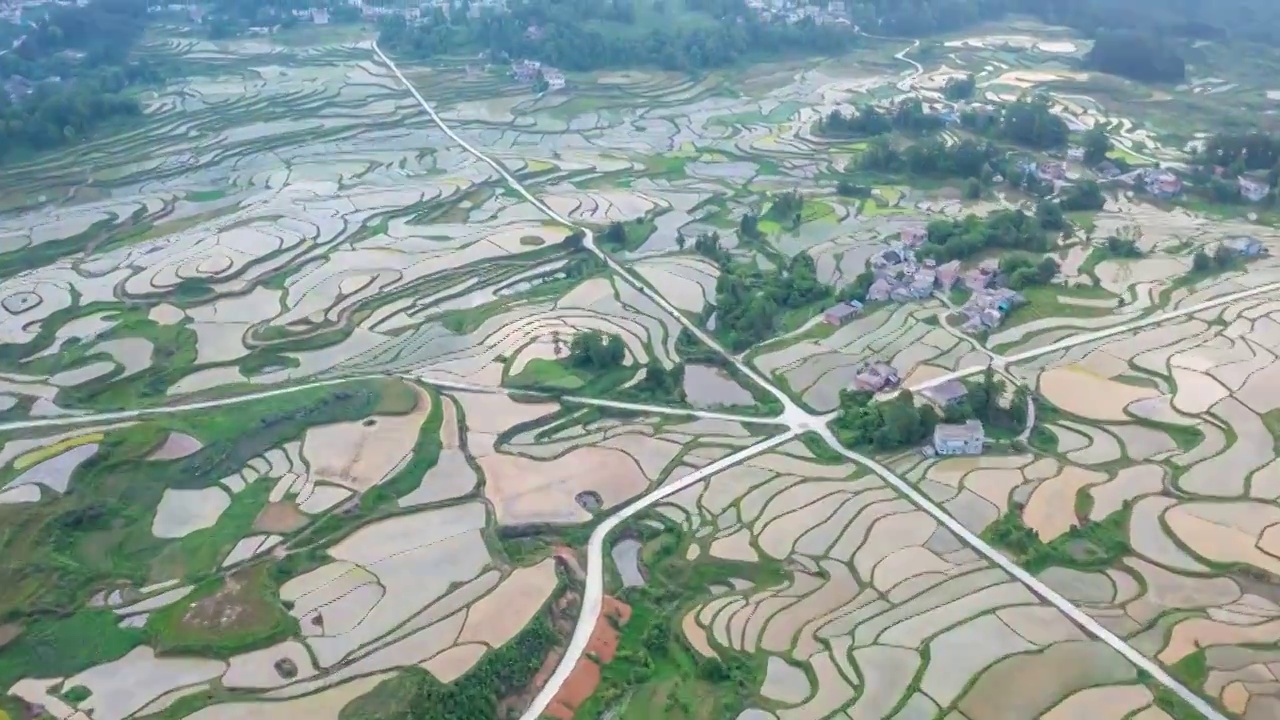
648 439 1175 720
0 371 780 719
7 13 1280 720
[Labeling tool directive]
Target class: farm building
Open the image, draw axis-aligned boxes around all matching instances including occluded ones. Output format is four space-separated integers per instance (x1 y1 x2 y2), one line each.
921 380 969 408
854 362 900 392
1239 177 1271 203
933 420 985 456
821 302 862 326
1223 236 1267 257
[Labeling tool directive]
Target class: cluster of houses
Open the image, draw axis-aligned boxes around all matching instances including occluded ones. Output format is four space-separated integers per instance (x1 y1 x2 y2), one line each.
954 260 1024 333
819 225 1025 335
863 226 944 303
1103 165 1274 204
511 58 564 91
744 0 850 26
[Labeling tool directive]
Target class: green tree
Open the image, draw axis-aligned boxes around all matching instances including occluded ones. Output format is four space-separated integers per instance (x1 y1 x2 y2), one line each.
1083 127 1111 165
1191 249 1212 273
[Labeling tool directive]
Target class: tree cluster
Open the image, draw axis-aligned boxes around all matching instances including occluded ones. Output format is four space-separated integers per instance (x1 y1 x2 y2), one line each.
982 97 1069 149
568 330 626 370
939 367 1029 434
943 73 976 101
833 388 939 450
815 104 892 139
1082 127 1111 165
1058 181 1106 212
1085 30 1186 83
378 616 559 719
1191 244 1238 274
999 252 1059 290
1197 132 1280 174
817 100 945 140
763 190 804 228
0 0 158 162
858 137 999 181
200 0 363 38
917 209 1055 263
701 234 831 352
1104 235 1142 258
379 0 860 73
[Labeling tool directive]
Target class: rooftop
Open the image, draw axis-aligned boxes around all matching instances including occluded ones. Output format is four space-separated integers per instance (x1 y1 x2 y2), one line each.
933 419 984 442
921 379 968 404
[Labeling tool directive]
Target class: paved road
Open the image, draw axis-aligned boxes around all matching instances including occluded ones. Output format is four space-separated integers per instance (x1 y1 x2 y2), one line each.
815 426 1229 720
373 44 1228 720
372 42 810 429
903 279 1280 398
523 431 798 719
413 373 789 425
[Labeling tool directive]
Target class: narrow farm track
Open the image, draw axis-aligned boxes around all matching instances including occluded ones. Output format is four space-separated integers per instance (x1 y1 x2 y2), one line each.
373 44 1231 720
0 372 778 434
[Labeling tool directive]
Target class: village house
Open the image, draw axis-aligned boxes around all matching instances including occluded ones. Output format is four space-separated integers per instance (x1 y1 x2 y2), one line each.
866 278 893 302
853 362 900 393
512 59 542 83
935 260 961 292
1223 236 1268 258
899 225 928 248
821 301 861 326
1096 161 1121 179
1146 169 1183 200
1239 176 1271 203
1067 146 1086 161
959 287 1023 333
543 68 566 90
921 379 969 409
933 420 985 455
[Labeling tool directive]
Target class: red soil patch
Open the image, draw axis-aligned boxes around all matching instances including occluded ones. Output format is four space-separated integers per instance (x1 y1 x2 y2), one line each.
553 545 585 580
545 596 632 720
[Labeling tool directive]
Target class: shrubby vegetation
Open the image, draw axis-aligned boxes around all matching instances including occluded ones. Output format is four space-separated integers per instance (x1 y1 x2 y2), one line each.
574 518 772 720
983 504 1131 573
343 614 560 719
0 0 160 162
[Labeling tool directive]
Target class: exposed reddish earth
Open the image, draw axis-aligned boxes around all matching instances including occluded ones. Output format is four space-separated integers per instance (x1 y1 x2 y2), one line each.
544 595 632 720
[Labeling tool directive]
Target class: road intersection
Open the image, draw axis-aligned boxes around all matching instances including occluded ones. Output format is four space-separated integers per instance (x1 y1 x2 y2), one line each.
372 42 1232 720
0 40 1240 720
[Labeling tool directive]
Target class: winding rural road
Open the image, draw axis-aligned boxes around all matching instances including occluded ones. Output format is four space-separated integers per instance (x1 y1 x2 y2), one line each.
372 43 1232 720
